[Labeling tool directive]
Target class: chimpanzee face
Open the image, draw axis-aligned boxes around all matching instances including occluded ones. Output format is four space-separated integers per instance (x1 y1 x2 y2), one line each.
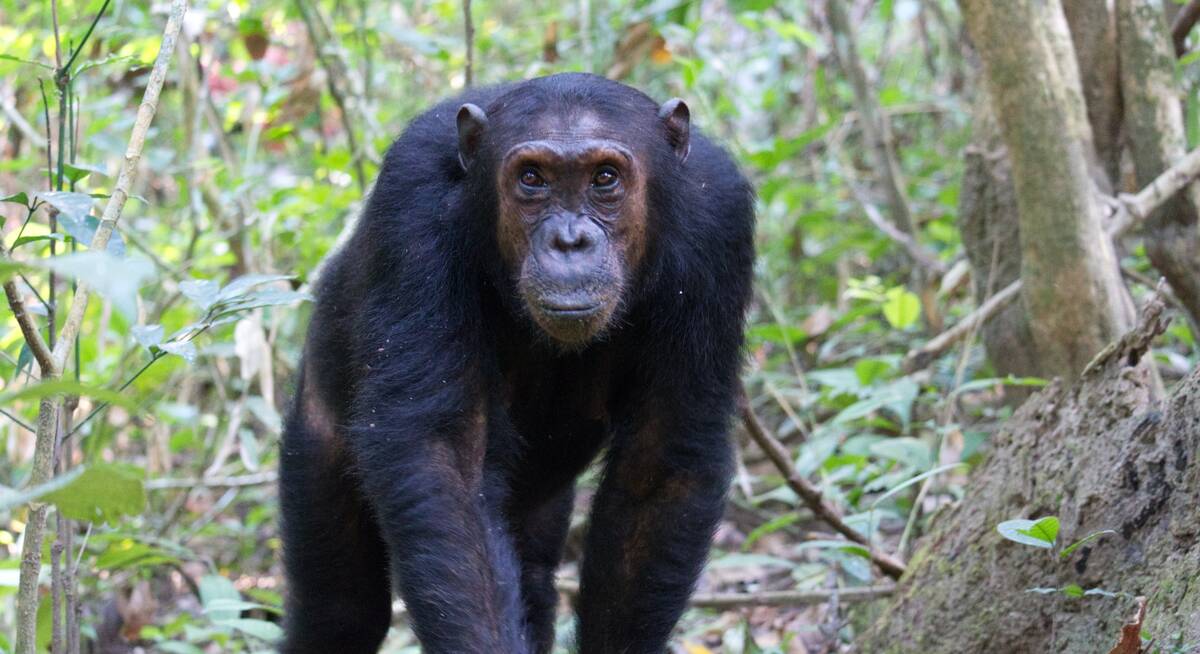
457 97 690 347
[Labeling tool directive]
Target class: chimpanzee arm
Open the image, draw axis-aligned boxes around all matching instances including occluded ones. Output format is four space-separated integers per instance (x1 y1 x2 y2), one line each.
575 394 734 654
575 300 746 653
349 353 529 654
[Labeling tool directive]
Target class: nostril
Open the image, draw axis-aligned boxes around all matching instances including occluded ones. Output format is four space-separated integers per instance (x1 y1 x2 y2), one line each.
552 224 594 253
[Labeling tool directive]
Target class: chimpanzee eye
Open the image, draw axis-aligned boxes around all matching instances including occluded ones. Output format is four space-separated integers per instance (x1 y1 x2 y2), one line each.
519 168 546 188
592 166 619 188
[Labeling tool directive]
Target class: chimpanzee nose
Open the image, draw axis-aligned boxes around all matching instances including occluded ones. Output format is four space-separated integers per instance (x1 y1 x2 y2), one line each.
549 218 599 256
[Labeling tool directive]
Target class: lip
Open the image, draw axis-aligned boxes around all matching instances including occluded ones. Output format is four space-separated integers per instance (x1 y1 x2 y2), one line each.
540 303 601 318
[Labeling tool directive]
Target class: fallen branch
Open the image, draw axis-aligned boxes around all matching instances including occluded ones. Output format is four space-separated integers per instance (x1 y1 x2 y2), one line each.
1108 145 1200 237
1172 0 1200 55
555 579 894 609
901 279 1022 372
739 396 906 579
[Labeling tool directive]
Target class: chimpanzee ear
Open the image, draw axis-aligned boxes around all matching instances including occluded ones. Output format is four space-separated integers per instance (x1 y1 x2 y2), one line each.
456 103 489 172
658 98 691 164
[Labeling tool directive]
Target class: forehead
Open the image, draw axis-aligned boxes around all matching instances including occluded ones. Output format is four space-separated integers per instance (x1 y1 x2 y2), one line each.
499 110 637 164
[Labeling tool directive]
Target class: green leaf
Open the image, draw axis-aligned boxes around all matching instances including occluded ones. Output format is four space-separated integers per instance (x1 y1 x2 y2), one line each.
0 379 139 409
1061 583 1084 598
39 252 153 317
0 468 85 513
214 618 283 642
179 278 221 310
1019 516 1060 546
854 358 893 385
62 162 107 184
834 378 920 428
203 598 282 615
743 513 799 551
1060 529 1116 559
199 575 241 621
37 191 94 223
1 191 31 207
42 463 146 524
997 516 1059 548
131 324 164 348
881 287 921 329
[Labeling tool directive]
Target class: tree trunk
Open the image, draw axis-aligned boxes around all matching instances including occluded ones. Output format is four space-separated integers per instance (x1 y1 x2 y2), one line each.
957 92 1040 379
958 0 1134 380
859 299 1200 653
1117 0 1200 329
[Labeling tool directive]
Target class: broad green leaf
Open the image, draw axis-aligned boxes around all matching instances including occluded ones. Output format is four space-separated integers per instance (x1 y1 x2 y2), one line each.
1019 516 1060 546
214 618 283 642
179 278 221 310
159 340 197 364
42 463 146 524
199 575 241 621
998 517 1058 549
203 598 282 615
882 287 921 329
0 379 138 409
869 437 931 469
131 324 164 348
61 162 107 184
1061 583 1084 598
39 252 153 317
0 467 85 513
217 273 294 300
37 191 94 223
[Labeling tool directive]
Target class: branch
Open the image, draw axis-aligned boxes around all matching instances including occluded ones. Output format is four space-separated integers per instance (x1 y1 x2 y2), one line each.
145 470 278 490
463 0 475 86
2 276 55 375
1172 0 1200 55
739 395 906 579
555 578 894 609
1108 145 1200 237
14 3 187 652
901 279 1023 372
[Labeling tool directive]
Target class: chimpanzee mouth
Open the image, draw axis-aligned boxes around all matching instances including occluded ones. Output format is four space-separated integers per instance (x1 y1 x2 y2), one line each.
539 302 602 318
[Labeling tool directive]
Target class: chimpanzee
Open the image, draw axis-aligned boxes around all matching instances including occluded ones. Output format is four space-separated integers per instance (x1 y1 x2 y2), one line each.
279 73 755 654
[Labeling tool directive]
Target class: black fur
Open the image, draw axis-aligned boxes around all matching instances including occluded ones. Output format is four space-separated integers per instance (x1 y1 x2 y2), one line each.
279 73 755 654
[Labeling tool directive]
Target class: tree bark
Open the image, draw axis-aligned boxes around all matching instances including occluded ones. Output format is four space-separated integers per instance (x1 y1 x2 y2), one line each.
958 0 1134 380
1062 0 1123 185
1117 0 1200 330
859 299 1200 653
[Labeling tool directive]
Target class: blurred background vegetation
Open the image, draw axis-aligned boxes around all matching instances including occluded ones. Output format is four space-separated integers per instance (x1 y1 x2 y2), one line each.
0 0 1196 652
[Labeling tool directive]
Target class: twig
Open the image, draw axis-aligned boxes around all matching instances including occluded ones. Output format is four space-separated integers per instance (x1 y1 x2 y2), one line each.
1172 0 1200 55
295 0 368 192
826 0 921 268
739 395 906 579
555 578 894 608
901 279 1023 372
145 470 278 490
13 3 187 652
0 408 35 432
847 179 946 276
0 97 45 147
1108 145 1200 237
463 0 475 86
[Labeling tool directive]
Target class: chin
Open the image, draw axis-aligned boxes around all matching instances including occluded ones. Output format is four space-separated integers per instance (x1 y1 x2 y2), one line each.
529 301 618 348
